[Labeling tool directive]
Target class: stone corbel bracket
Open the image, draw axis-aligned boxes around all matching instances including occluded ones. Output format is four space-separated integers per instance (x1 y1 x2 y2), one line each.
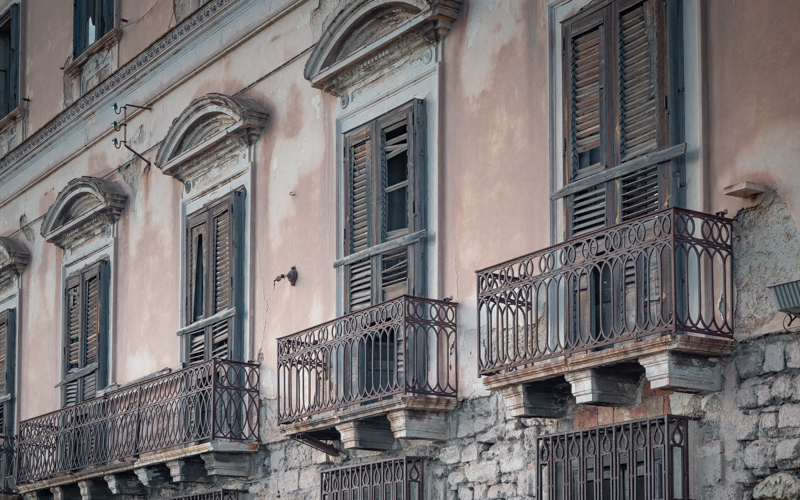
40 177 128 250
304 0 462 96
0 236 30 290
155 93 269 185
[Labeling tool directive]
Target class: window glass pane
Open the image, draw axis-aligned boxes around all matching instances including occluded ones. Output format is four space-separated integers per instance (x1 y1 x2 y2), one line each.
386 187 408 233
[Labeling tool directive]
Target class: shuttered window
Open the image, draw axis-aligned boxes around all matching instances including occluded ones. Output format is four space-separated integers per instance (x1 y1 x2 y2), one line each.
73 0 114 58
0 5 19 118
561 0 680 238
182 191 244 365
338 100 426 313
0 309 15 436
60 261 108 407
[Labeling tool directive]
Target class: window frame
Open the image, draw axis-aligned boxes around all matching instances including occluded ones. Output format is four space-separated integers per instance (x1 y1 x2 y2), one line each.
59 260 109 408
73 0 115 59
558 0 684 238
338 99 427 313
180 190 245 365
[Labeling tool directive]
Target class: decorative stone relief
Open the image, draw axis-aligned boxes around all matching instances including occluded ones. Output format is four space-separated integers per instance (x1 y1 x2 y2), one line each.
304 0 461 96
40 177 127 251
63 29 122 107
0 237 29 292
155 93 267 188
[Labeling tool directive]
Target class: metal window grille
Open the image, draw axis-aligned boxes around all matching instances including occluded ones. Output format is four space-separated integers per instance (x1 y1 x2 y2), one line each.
171 490 240 500
321 457 424 500
536 415 690 500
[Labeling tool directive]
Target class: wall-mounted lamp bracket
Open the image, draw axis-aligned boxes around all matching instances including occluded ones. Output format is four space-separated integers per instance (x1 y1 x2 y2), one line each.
111 103 152 166
274 266 298 287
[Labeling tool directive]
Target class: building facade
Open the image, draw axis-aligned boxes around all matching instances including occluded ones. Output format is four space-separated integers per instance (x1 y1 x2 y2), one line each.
0 0 796 499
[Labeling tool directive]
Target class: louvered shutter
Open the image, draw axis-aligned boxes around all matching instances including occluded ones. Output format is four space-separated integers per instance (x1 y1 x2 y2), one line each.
345 129 373 312
7 3 19 116
82 269 101 400
63 274 82 406
567 22 604 178
73 0 84 58
183 192 243 364
0 309 14 436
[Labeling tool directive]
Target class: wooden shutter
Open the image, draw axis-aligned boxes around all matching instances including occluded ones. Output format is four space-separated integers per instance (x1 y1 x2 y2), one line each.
73 0 84 58
0 309 14 436
345 127 374 312
102 0 115 37
618 0 659 160
6 3 19 116
183 191 243 363
567 21 604 178
62 261 108 406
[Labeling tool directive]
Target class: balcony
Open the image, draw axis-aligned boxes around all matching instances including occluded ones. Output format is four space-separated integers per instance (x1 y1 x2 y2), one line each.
536 415 692 500
0 436 12 495
321 457 424 500
278 296 457 451
476 208 735 416
16 359 259 496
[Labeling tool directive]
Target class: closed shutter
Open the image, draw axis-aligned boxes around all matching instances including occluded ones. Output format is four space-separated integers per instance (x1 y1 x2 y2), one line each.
61 261 108 407
342 100 425 313
7 3 19 116
73 0 83 58
183 191 243 364
0 309 14 436
102 0 115 37
562 0 671 236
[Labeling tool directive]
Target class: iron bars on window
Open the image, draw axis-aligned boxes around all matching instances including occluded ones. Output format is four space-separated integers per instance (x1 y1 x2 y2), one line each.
277 296 457 424
321 456 424 500
477 208 733 376
536 415 690 500
171 490 241 500
16 358 259 484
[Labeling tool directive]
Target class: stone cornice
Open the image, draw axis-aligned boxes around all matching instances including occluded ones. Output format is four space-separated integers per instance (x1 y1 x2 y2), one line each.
0 0 246 188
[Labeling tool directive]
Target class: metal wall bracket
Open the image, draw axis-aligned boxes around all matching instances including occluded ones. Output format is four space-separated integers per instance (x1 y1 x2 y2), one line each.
112 103 152 166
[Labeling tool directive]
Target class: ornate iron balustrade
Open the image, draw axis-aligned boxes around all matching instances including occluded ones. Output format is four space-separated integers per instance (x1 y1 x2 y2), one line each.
277 296 457 424
321 457 424 500
16 358 259 484
0 436 13 494
477 208 733 375
171 490 240 500
536 415 690 500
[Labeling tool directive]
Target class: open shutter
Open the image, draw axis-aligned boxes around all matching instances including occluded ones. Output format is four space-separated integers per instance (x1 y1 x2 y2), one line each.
7 3 18 115
81 266 102 401
186 214 208 324
0 309 13 435
102 0 115 36
211 204 232 314
73 0 84 58
618 0 659 161
63 274 82 406
345 130 373 313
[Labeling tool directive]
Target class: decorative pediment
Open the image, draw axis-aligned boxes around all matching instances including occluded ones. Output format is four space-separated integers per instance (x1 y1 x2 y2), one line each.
41 177 127 250
0 237 29 290
305 0 462 95
155 94 268 183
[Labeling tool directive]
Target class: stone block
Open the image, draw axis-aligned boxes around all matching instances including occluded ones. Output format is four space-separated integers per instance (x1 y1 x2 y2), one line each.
738 385 760 410
336 420 394 450
773 375 795 402
487 483 516 498
733 412 760 441
787 341 800 369
744 440 776 473
465 460 499 483
776 439 800 470
387 410 447 441
499 453 526 474
201 451 252 477
77 479 114 500
448 471 465 490
104 472 146 495
499 383 570 419
697 440 723 488
458 485 474 500
758 383 775 407
166 458 214 483
779 405 800 428
439 445 461 465
641 352 722 392
737 344 765 380
565 369 638 406
753 472 800 500
764 343 786 373
761 412 779 433
461 442 482 462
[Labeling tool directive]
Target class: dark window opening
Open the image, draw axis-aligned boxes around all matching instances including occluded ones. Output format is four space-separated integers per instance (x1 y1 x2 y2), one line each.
73 0 114 58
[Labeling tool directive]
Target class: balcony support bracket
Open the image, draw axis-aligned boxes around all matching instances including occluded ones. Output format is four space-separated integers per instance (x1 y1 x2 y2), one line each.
50 484 82 500
77 479 114 500
564 369 639 406
640 351 722 393
500 383 571 419
166 458 214 483
336 420 395 451
201 452 252 478
104 472 147 496
135 464 175 490
387 410 447 440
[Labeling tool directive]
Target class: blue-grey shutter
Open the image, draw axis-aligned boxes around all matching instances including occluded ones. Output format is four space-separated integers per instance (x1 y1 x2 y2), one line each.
73 0 84 58
102 0 115 38
7 3 19 115
0 309 14 436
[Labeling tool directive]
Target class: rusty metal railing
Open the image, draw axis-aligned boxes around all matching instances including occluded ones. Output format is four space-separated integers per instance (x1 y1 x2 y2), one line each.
536 415 690 500
0 436 13 494
277 296 457 424
16 358 259 484
171 490 241 500
321 456 424 500
477 208 733 375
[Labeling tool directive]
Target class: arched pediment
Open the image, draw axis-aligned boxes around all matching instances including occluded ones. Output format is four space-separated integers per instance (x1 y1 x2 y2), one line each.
41 177 127 250
0 237 29 291
305 0 462 95
155 94 268 183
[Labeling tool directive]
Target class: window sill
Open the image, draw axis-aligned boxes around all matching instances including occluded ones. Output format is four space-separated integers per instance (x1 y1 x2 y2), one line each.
0 105 23 133
63 28 123 78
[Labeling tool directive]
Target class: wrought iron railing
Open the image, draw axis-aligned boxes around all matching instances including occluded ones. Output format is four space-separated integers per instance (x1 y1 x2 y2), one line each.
536 415 690 500
321 457 424 500
172 490 240 500
277 296 457 424
16 358 259 484
477 208 733 375
0 436 13 494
